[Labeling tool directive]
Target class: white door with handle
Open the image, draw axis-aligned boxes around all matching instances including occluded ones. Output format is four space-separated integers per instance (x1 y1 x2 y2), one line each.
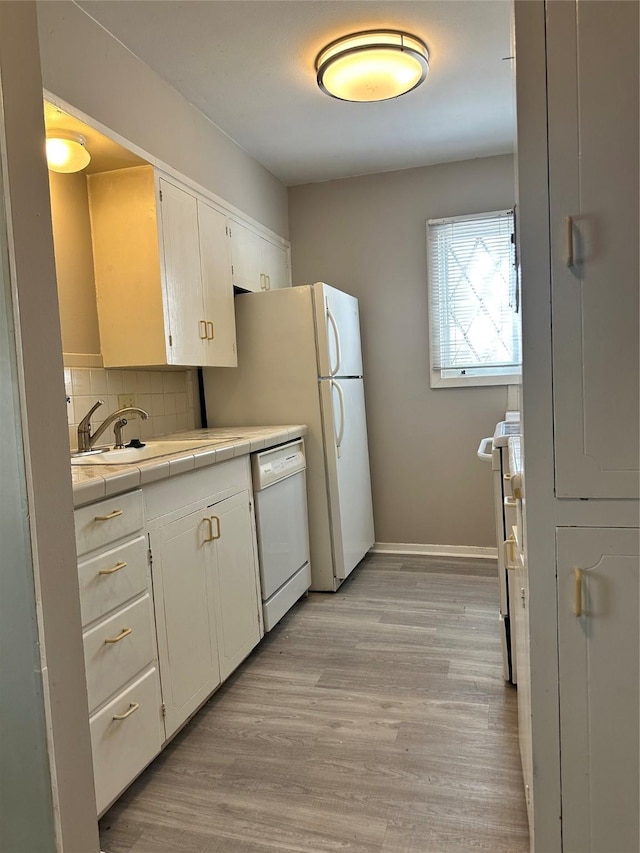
319 377 374 580
314 283 363 378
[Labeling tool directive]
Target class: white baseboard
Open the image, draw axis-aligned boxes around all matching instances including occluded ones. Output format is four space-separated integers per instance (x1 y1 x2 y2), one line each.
371 542 498 560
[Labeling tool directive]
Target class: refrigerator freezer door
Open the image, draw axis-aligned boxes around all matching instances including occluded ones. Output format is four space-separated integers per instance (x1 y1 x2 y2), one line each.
313 283 364 378
319 377 375 579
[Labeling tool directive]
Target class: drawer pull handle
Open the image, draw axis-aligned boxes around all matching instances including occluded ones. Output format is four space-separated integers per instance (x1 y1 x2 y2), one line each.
99 561 127 576
94 509 123 522
104 627 132 644
112 702 140 721
574 568 583 617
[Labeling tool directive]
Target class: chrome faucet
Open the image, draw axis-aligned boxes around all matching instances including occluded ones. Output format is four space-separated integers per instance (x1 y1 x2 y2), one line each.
77 400 149 453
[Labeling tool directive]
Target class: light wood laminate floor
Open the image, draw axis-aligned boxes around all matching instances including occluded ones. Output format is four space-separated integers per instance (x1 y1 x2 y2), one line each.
100 554 530 853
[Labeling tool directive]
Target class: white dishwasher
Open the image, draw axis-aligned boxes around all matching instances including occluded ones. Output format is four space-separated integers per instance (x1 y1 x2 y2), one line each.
251 439 311 631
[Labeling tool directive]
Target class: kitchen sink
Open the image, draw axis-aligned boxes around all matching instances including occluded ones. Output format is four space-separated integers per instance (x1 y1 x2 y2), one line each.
71 437 242 465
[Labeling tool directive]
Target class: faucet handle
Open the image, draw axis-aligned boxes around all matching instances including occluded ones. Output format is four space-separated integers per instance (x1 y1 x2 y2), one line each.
79 399 104 428
76 399 105 454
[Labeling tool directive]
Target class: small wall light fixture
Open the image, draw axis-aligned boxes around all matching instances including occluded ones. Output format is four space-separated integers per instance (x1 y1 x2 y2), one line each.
46 131 91 173
315 29 429 102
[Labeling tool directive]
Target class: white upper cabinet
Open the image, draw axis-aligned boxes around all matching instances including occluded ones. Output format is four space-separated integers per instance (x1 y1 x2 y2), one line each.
89 166 237 368
229 217 290 293
546 0 639 498
198 201 237 367
157 178 207 367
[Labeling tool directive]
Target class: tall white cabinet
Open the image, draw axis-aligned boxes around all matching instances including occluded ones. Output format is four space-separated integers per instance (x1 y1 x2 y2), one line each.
514 1 639 851
546 0 639 500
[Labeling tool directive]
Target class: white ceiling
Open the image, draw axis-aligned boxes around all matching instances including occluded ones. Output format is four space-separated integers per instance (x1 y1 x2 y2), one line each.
76 0 515 186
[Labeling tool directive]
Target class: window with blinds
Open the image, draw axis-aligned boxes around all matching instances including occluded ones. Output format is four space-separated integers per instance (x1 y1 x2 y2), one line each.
427 209 521 388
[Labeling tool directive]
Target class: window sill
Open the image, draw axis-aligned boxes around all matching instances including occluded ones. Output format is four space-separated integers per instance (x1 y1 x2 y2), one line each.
430 370 522 389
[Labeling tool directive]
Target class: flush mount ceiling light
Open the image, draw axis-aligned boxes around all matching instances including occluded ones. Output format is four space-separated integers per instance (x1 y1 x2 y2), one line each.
315 29 429 102
46 131 91 173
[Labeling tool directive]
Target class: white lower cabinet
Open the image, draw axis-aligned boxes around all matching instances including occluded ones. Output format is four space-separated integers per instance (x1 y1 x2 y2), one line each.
75 458 264 812
557 527 639 853
209 490 261 681
148 505 222 739
74 490 163 816
145 457 263 739
89 667 163 816
83 594 158 713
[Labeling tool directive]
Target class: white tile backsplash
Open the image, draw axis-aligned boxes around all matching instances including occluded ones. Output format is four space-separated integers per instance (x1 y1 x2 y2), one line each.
64 355 198 451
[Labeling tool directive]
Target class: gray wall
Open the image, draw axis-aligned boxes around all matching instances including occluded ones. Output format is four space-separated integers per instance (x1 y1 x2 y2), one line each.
36 1 289 237
288 154 516 548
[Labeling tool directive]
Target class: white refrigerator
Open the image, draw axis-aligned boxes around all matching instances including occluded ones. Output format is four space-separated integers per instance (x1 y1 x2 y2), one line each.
203 282 375 591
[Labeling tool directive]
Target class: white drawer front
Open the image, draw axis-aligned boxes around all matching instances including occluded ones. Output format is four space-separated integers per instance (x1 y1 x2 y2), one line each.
90 666 163 815
83 594 156 713
75 490 144 557
144 457 249 523
78 535 148 628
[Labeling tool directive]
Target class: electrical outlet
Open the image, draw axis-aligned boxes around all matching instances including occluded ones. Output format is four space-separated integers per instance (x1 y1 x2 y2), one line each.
118 394 136 408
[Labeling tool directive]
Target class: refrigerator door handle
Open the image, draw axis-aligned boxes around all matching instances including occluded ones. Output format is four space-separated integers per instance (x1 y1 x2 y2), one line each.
331 379 346 458
326 306 342 376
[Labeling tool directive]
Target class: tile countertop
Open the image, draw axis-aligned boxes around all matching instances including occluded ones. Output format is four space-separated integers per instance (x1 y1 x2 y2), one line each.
70 425 308 508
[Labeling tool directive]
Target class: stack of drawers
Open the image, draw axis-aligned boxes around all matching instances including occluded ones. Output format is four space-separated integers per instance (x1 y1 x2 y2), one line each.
74 490 163 815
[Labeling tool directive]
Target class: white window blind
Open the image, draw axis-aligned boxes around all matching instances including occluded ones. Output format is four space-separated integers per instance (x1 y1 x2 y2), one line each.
427 210 520 385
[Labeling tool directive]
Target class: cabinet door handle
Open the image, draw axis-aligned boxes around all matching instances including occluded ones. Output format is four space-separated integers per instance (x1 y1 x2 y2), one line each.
207 321 215 340
210 515 221 540
260 273 266 290
203 516 214 542
94 509 123 522
112 702 140 721
199 320 208 339
104 626 132 645
566 215 575 267
574 568 583 617
99 560 127 576
265 275 271 291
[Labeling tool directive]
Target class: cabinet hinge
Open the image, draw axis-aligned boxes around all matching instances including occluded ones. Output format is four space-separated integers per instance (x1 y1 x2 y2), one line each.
148 547 153 568
159 188 163 202
168 334 173 347
231 264 234 275
161 703 166 718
